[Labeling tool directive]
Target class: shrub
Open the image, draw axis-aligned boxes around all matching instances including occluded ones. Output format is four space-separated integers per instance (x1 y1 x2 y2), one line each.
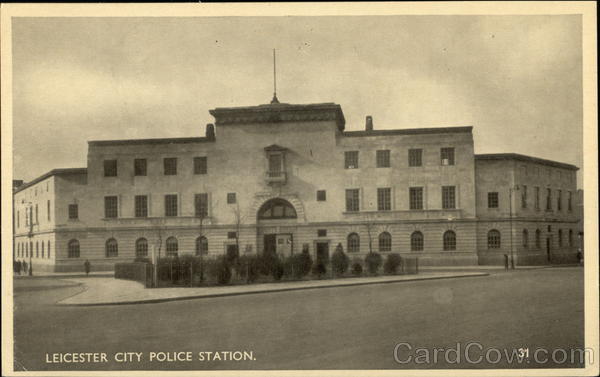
238 255 261 283
298 249 313 277
283 252 313 280
312 262 327 278
365 252 383 275
383 253 402 274
331 247 349 276
271 259 284 281
134 257 152 264
207 257 232 285
352 262 363 276
115 262 153 287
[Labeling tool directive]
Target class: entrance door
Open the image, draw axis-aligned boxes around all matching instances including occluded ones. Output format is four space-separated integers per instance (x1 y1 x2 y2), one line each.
264 234 277 257
316 242 330 264
276 234 293 257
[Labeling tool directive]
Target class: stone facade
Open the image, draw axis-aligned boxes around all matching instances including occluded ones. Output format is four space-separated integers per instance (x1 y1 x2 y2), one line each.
13 101 580 271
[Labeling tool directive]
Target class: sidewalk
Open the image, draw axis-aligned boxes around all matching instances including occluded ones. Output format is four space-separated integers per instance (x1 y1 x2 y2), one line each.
14 271 114 279
419 265 553 272
57 271 488 306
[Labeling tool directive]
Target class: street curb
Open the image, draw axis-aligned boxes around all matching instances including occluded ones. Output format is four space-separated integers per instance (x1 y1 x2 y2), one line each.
57 272 489 307
15 273 114 279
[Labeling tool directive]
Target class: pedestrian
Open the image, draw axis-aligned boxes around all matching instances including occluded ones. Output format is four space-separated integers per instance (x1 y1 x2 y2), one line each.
84 259 91 275
16 260 22 275
22 260 28 275
503 254 509 270
576 249 583 266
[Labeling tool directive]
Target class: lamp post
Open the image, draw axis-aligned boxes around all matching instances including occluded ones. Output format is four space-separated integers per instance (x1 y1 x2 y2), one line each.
508 185 520 270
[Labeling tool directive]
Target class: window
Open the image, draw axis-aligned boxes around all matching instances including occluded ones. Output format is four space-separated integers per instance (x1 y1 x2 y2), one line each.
105 238 118 258
135 195 148 218
376 150 390 168
227 193 236 204
535 187 540 210
104 160 117 177
546 188 552 210
258 198 297 219
535 229 541 249
345 151 359 169
68 239 80 258
487 230 501 249
227 232 237 239
409 187 423 210
557 190 562 211
408 149 422 167
317 229 327 237
104 196 118 218
377 188 391 211
378 232 392 252
194 156 207 175
47 200 51 221
196 236 208 256
488 192 499 208
442 186 456 209
569 229 573 246
163 158 177 175
68 204 79 220
521 185 527 209
522 229 528 248
135 238 148 257
345 189 360 212
568 191 572 211
35 204 38 224
17 211 19 228
134 159 147 176
316 190 326 201
195 193 209 218
41 242 44 258
443 230 456 251
268 154 283 173
36 242 39 258
558 229 562 247
347 233 360 253
440 148 455 165
164 194 178 217
48 241 51 258
166 237 178 257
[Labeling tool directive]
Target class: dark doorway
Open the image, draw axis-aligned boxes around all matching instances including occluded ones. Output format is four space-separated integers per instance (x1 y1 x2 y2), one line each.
316 242 330 264
264 234 277 257
546 238 551 262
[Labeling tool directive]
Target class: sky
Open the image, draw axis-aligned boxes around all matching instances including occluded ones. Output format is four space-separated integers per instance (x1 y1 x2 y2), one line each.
11 16 583 187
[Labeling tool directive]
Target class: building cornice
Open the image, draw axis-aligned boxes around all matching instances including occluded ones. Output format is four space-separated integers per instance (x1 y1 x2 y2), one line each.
13 168 87 195
88 136 213 147
475 153 579 171
343 126 473 137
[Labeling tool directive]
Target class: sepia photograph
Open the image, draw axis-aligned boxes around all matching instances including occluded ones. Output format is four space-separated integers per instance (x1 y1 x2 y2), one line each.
1 2 598 376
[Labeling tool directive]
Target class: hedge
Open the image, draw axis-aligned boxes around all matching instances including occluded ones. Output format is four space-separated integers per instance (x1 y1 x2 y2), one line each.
115 262 153 288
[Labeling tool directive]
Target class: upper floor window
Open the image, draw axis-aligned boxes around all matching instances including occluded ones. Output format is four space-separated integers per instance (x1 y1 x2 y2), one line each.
488 192 499 208
345 189 360 212
521 185 527 209
487 230 501 249
557 190 562 211
258 198 297 219
194 156 207 175
443 230 456 251
47 200 51 221
345 151 359 169
104 196 118 218
104 160 117 177
546 188 552 210
376 150 390 168
227 232 237 239
442 186 456 209
377 188 391 211
534 187 540 210
68 239 80 258
16 210 19 228
568 191 572 211
268 153 283 173
317 229 327 237
134 159 147 176
164 194 178 217
440 148 455 166
68 204 79 220
378 232 392 252
316 190 326 202
195 193 209 218
227 193 236 204
408 149 422 167
135 195 148 218
411 231 424 251
35 204 38 224
409 187 423 210
163 158 177 175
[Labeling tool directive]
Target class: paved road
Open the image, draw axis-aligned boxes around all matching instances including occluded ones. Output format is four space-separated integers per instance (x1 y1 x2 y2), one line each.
13 268 584 371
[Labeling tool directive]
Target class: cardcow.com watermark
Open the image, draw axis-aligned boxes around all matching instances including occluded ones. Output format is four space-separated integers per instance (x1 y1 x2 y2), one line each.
393 343 594 366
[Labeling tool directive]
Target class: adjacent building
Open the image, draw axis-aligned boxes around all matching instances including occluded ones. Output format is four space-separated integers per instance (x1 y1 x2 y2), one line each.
13 100 580 271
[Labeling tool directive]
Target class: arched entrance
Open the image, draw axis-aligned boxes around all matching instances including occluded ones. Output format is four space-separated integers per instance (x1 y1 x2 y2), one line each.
257 198 298 258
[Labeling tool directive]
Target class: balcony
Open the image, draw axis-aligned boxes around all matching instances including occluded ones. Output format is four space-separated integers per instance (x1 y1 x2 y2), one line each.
265 171 287 184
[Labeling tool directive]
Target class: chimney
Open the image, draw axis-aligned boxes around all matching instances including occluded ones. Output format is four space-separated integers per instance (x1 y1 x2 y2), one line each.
206 123 215 140
365 116 373 131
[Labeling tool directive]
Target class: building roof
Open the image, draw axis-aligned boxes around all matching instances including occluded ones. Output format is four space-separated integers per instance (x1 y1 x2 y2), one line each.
343 126 473 137
88 136 213 147
13 168 87 194
209 102 346 131
474 153 579 171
